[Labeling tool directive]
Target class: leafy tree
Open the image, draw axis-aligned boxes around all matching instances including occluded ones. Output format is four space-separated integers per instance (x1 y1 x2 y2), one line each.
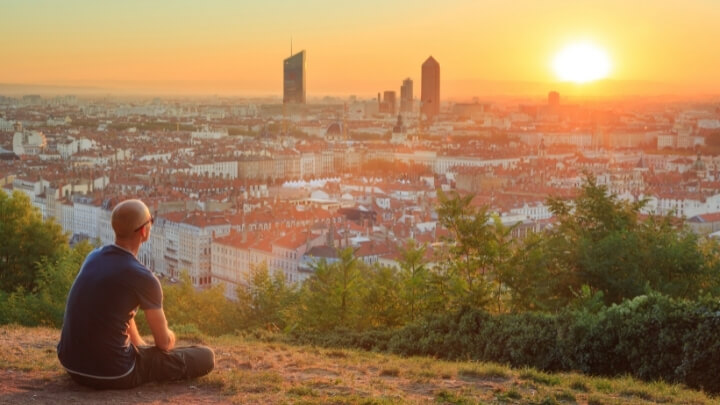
508 176 720 310
297 247 367 331
0 240 93 327
435 191 513 311
236 262 299 331
0 191 69 292
361 263 403 328
398 240 430 322
158 272 242 336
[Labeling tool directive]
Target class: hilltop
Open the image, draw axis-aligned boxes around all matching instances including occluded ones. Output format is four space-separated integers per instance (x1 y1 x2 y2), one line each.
0 325 716 405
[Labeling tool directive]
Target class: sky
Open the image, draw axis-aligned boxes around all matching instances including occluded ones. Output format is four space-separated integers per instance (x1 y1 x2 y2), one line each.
1 0 719 99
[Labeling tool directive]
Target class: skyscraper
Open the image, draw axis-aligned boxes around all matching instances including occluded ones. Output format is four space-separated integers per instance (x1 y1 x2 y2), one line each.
421 56 440 119
400 78 413 113
284 50 306 104
382 91 396 115
548 91 560 107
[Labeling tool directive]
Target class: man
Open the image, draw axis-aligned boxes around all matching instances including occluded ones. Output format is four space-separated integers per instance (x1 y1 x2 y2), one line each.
57 199 214 389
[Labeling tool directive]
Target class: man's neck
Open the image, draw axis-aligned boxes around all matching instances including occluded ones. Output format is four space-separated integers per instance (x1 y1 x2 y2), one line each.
114 240 140 257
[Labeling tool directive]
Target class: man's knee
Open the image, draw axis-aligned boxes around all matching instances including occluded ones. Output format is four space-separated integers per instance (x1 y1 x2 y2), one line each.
183 346 215 378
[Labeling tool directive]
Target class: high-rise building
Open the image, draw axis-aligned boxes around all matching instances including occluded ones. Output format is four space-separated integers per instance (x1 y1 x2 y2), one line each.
421 56 440 119
382 91 396 115
400 78 413 113
284 50 306 104
548 91 560 107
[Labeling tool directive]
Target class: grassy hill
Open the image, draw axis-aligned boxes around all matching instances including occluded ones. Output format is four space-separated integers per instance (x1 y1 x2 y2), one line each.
0 325 715 405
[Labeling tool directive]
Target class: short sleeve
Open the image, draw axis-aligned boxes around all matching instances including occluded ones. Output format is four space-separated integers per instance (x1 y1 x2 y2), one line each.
135 271 163 310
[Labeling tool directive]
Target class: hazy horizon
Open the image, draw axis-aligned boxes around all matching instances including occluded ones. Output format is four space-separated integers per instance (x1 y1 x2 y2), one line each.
2 78 718 103
2 0 720 101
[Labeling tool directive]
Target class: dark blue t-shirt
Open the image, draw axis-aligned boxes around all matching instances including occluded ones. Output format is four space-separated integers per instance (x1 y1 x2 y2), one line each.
57 245 162 378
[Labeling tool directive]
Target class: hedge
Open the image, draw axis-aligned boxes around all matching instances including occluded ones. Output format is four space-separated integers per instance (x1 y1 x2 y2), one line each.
287 294 720 393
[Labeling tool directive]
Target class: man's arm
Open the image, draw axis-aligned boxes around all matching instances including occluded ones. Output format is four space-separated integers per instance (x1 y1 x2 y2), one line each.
127 317 147 347
144 308 176 352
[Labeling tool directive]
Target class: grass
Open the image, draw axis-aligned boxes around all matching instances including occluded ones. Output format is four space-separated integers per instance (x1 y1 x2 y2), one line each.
1 324 718 404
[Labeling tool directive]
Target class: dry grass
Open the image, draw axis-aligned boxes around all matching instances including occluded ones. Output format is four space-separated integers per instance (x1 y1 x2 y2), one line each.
0 325 717 404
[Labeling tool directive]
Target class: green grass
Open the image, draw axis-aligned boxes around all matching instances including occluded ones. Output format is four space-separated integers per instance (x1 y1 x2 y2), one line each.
520 367 562 386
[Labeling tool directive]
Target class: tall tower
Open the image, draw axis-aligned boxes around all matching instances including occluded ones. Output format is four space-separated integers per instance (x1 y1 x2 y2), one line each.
421 56 440 119
283 50 306 104
400 78 413 113
548 91 560 108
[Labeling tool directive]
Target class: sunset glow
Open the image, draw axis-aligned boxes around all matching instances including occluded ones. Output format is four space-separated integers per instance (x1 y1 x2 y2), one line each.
552 42 612 84
0 1 719 97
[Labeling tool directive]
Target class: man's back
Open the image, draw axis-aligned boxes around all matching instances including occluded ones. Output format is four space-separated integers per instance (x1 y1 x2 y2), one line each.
57 245 162 378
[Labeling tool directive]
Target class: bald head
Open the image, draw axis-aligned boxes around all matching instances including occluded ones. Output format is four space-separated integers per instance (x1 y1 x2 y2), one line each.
112 199 151 239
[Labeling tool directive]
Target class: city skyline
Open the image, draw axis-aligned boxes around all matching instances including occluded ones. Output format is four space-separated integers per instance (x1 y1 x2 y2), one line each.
1 1 720 98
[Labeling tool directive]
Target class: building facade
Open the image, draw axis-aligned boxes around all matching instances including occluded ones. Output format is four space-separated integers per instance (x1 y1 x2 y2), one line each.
421 56 440 119
283 50 306 104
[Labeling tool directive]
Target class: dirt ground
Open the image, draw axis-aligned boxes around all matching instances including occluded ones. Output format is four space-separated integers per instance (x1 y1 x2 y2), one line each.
0 369 229 405
0 326 229 405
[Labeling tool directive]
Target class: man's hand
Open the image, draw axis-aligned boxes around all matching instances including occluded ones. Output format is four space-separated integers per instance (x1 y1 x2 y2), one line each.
144 308 176 351
127 318 147 347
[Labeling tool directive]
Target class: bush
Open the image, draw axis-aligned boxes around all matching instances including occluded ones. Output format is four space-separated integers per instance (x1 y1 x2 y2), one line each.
286 294 720 393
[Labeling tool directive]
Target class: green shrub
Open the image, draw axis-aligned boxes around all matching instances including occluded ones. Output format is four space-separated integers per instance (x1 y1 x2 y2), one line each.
285 295 720 393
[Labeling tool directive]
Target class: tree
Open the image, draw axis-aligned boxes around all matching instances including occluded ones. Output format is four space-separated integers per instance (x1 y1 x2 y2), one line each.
508 176 720 310
435 191 513 311
361 263 403 328
235 262 298 331
398 240 429 322
297 247 367 331
0 191 69 292
159 272 242 336
0 240 93 327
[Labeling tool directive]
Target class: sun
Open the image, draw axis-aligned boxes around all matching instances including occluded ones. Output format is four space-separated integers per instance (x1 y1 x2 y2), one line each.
552 42 611 83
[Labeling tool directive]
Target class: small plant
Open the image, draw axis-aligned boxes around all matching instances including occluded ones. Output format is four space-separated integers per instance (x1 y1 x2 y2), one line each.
593 379 613 393
620 387 655 401
569 379 590 392
519 368 561 386
287 385 316 397
458 364 509 380
435 389 473 404
555 390 576 402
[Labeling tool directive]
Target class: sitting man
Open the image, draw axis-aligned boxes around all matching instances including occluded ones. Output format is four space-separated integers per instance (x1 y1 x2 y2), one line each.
58 199 214 389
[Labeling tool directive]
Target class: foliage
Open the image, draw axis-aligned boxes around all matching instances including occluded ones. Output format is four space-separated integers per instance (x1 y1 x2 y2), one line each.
360 263 404 329
397 240 429 323
0 191 69 293
154 272 242 336
235 262 299 331
296 247 368 331
290 293 720 393
435 190 514 311
0 241 93 327
506 176 720 310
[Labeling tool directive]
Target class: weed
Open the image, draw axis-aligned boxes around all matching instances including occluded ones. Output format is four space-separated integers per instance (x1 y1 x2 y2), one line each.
520 368 561 386
569 379 590 392
555 390 576 402
435 389 473 404
288 385 316 397
458 364 509 380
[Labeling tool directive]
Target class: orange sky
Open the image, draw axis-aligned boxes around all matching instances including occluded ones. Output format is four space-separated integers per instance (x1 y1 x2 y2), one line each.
1 0 719 98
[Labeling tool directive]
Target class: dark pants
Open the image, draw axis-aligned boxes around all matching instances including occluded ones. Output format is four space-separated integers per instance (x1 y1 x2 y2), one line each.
68 345 215 390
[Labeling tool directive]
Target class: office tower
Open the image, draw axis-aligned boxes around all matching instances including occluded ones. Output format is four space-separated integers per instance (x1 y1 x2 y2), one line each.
421 56 440 119
383 91 396 115
400 78 413 113
284 50 306 104
548 91 560 107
